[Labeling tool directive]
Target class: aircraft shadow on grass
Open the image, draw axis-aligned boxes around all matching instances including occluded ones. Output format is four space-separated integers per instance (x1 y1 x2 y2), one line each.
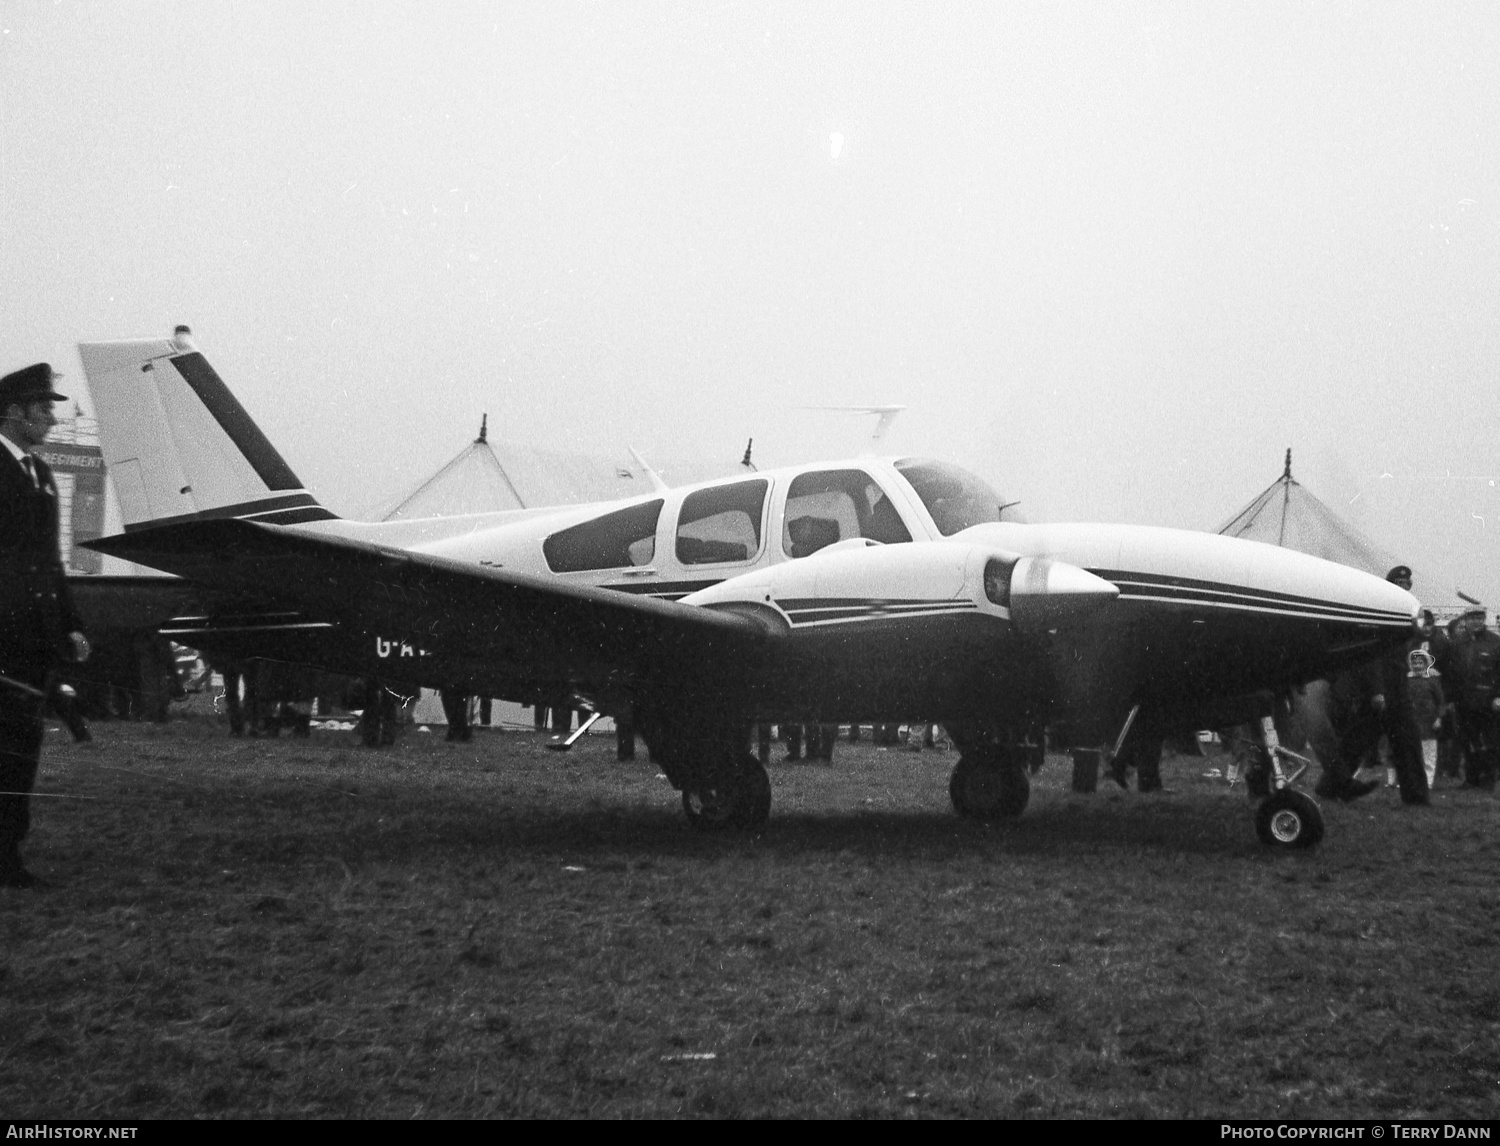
211 793 1261 864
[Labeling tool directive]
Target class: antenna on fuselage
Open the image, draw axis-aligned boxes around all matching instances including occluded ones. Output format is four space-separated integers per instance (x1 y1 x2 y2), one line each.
741 438 756 472
477 414 488 444
628 447 669 494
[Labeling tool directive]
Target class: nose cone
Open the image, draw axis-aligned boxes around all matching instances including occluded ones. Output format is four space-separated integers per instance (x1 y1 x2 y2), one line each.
1008 556 1120 633
1372 578 1421 624
1240 542 1421 632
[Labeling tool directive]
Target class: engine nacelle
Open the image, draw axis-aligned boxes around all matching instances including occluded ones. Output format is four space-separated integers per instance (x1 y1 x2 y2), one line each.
685 539 1117 635
987 555 1120 634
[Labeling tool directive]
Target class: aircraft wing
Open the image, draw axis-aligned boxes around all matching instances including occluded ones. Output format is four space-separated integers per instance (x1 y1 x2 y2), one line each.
86 518 769 698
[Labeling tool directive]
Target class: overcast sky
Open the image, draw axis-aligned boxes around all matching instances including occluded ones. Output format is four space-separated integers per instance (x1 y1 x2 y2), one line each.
4 2 1499 605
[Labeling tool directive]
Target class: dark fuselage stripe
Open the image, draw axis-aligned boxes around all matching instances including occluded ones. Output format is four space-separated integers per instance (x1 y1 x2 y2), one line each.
171 352 307 491
120 492 338 533
789 607 977 627
775 598 979 627
1110 583 1408 626
604 579 723 598
242 506 344 526
1092 568 1410 624
1118 592 1406 626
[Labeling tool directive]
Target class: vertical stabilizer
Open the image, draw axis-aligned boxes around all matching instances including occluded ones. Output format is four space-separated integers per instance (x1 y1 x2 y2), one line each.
78 334 336 532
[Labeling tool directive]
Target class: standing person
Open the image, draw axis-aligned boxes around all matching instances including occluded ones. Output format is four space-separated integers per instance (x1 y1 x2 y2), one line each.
1407 645 1445 788
781 722 803 761
1446 607 1500 790
1369 566 1429 805
1408 611 1446 788
0 363 90 888
1310 668 1383 802
1436 614 1471 780
439 688 472 743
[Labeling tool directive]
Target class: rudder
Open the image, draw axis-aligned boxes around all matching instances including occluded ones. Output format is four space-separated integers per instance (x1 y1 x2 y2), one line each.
78 329 336 532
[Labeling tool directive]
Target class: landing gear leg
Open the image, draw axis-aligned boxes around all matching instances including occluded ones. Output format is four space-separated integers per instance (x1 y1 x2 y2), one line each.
1249 714 1323 848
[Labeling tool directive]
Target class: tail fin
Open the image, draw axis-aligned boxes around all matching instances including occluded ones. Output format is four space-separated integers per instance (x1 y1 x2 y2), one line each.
78 329 337 532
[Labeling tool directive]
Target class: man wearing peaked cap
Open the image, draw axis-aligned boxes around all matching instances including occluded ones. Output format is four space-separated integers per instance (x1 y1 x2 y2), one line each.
1355 562 1430 804
1447 602 1500 790
0 362 68 408
0 362 90 889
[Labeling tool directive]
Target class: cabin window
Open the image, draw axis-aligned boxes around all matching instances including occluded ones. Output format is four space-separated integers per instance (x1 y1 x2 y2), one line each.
543 499 663 573
894 458 1005 537
675 478 768 565
782 469 912 558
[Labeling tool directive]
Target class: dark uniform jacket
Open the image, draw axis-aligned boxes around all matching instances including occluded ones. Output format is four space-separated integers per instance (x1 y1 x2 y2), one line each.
1409 672 1445 737
1447 629 1500 717
1327 657 1382 729
0 448 80 683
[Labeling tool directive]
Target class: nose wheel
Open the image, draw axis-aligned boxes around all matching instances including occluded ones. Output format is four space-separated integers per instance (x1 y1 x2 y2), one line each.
1245 714 1324 848
1254 789 1324 848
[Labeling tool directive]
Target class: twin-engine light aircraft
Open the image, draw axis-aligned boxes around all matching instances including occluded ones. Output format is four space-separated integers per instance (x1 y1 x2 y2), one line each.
79 331 1418 847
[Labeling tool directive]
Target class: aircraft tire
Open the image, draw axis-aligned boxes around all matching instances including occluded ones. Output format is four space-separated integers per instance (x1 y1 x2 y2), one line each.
1254 789 1324 848
948 759 973 816
950 752 1029 819
995 762 1030 817
683 756 770 831
682 781 737 831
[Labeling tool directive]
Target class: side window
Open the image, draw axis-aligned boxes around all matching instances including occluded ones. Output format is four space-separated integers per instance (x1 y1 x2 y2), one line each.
783 469 912 558
543 499 663 573
676 479 768 566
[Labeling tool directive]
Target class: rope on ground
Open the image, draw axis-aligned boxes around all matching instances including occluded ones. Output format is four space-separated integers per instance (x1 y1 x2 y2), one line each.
0 791 98 800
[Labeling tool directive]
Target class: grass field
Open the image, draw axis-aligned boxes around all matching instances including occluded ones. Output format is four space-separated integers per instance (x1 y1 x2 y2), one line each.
3 714 1499 1119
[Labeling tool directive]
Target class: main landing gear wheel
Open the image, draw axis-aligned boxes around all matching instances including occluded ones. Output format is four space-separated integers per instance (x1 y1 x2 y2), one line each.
682 784 737 830
1254 789 1324 849
682 755 771 832
949 752 1030 819
948 765 971 817
735 753 772 830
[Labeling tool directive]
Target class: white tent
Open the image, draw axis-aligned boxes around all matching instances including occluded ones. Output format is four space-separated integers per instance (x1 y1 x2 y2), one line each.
379 417 735 521
1217 450 1398 579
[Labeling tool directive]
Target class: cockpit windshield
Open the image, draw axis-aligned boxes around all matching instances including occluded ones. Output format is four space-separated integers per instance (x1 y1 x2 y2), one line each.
894 458 1008 537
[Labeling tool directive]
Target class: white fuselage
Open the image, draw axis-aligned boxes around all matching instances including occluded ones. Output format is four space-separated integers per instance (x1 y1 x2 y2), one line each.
313 456 953 601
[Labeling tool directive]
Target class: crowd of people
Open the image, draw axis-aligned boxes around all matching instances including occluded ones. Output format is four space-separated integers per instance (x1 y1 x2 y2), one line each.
1285 564 1497 807
1397 588 1500 793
